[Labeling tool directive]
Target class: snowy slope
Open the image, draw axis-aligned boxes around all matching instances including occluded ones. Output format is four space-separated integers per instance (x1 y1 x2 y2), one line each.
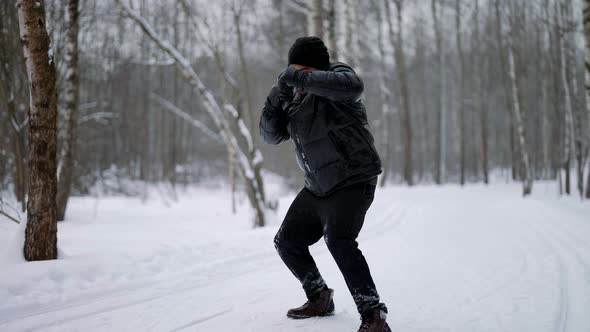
0 182 589 332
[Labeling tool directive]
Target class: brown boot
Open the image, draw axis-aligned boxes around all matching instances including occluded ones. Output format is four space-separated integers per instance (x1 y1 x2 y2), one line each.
286 288 335 319
358 307 391 332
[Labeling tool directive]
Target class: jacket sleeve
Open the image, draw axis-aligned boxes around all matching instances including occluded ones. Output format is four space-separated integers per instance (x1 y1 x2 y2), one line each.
281 64 364 102
259 85 290 145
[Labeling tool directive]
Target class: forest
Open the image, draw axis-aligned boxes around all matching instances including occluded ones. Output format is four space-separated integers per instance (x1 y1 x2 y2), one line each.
1 0 590 251
1 1 590 331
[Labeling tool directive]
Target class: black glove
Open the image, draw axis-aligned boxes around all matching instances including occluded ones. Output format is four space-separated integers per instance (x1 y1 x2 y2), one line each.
277 79 294 104
266 83 292 112
278 66 307 90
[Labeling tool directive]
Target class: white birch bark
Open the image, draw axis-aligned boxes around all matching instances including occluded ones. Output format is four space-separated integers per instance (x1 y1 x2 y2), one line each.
17 0 59 260
343 0 360 70
307 0 324 38
507 3 533 196
376 0 392 187
327 0 338 61
56 0 80 221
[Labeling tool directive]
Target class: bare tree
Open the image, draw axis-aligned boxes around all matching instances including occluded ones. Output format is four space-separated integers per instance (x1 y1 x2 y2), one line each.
327 0 338 61
308 0 324 38
432 0 447 185
0 2 28 212
456 0 467 185
494 0 518 181
584 0 590 198
56 0 80 221
507 0 533 195
474 0 489 184
376 0 393 187
556 0 576 195
17 0 59 260
232 1 255 143
385 0 414 186
115 0 268 227
343 0 360 69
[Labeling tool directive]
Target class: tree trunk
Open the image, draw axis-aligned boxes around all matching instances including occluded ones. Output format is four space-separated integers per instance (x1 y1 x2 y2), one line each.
308 0 323 38
432 0 446 185
0 3 28 212
456 0 466 185
584 0 590 198
234 7 255 145
56 0 80 221
507 2 533 196
386 0 413 186
376 0 391 187
474 0 489 184
17 0 58 260
327 0 337 61
557 0 575 196
343 0 360 70
494 0 518 181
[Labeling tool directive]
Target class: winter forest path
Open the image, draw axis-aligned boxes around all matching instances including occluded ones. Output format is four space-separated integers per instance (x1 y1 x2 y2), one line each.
0 183 589 331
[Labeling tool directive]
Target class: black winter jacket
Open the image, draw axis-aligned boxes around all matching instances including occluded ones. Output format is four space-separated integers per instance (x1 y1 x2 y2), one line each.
259 62 382 196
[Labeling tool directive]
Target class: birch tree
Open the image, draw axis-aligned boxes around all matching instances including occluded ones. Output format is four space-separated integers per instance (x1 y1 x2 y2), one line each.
507 0 533 195
494 0 518 181
56 0 81 221
343 0 360 70
16 0 59 260
308 0 324 38
327 0 338 61
115 0 268 227
376 0 393 186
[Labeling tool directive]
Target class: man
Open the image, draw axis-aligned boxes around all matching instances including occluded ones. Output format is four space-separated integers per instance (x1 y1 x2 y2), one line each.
259 36 391 332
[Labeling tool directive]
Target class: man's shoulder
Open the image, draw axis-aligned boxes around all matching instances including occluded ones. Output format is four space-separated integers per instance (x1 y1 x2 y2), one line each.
328 62 356 73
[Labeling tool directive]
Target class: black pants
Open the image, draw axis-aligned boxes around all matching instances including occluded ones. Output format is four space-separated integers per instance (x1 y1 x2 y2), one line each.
274 178 386 314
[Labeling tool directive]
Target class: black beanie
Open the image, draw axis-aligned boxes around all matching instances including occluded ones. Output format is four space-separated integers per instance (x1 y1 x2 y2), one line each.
288 36 330 70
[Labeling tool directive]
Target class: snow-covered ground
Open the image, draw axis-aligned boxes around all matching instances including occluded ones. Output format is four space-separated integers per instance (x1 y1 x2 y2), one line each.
0 181 589 332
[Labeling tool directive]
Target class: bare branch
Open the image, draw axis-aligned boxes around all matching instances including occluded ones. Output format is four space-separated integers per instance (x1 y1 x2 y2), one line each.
150 93 220 141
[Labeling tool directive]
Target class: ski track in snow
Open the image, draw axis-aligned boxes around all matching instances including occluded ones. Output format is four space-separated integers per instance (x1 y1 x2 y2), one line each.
0 183 589 331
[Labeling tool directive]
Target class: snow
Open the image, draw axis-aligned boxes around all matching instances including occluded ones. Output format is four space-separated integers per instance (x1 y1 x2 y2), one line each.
1 181 589 331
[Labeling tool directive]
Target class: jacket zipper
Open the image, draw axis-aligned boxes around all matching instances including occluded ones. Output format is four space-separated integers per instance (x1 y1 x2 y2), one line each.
292 121 311 172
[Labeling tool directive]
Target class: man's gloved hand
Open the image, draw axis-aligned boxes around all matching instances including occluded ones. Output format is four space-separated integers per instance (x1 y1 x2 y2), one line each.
266 83 292 112
277 79 294 104
278 66 307 90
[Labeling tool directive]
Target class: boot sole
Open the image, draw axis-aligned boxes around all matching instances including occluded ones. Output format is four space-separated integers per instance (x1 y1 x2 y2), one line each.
286 310 335 320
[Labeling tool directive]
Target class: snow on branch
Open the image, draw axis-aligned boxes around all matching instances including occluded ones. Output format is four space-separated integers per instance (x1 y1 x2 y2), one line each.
150 93 220 141
78 112 117 125
114 0 225 130
0 198 21 224
115 0 267 226
9 115 28 133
